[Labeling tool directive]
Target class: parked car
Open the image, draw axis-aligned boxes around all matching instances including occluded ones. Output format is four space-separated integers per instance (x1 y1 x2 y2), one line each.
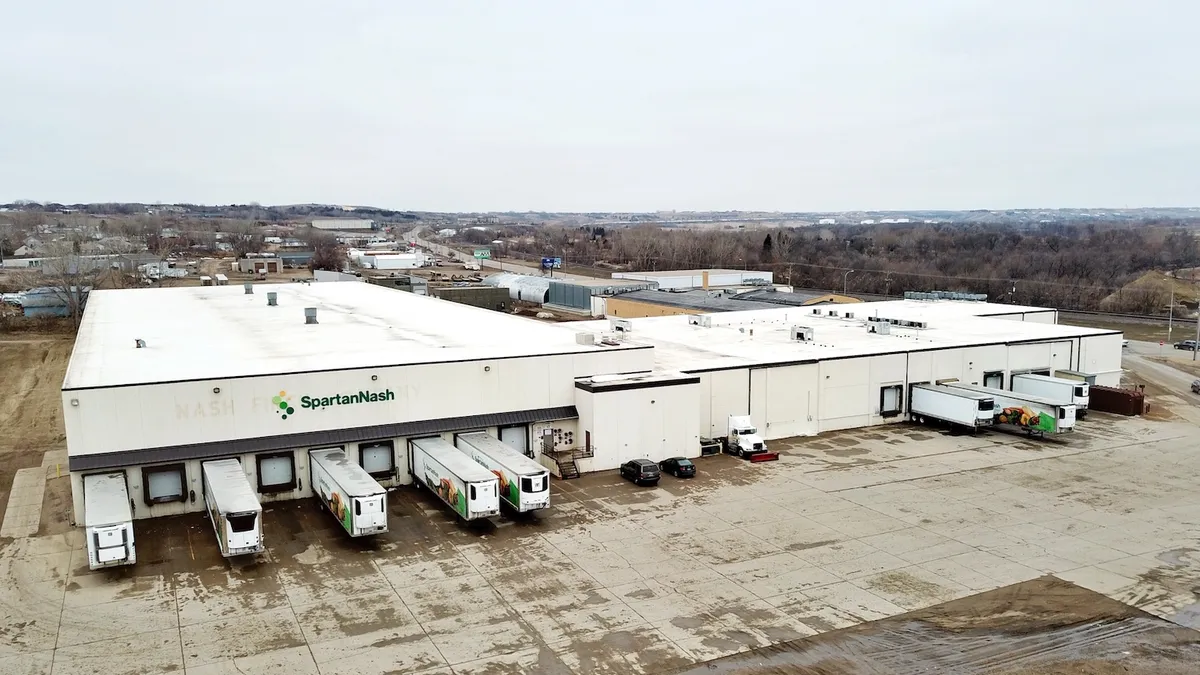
1192 380 1200 395
1175 340 1198 351
1122 340 1130 349
659 457 696 478
619 459 660 486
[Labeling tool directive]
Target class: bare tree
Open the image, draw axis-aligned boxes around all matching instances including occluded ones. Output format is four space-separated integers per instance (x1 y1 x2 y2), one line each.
306 230 344 271
16 239 115 329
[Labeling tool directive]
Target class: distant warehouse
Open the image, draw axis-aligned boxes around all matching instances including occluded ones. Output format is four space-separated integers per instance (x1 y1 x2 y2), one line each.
311 218 376 231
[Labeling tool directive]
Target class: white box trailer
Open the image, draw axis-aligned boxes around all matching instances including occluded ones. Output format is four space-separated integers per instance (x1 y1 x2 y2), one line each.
309 448 389 536
945 383 1076 435
83 472 136 570
1054 369 1097 386
1015 372 1090 414
909 384 995 430
410 437 500 520
201 459 264 557
454 432 550 512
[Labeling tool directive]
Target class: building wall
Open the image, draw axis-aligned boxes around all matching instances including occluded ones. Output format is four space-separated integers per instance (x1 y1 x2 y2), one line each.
428 286 511 312
237 259 282 273
1077 333 1124 386
575 382 700 473
605 297 700 319
63 349 654 458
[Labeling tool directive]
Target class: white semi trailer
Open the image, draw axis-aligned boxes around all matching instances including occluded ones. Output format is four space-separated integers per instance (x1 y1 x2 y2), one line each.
909 384 995 430
410 436 500 520
454 432 550 513
309 448 389 537
83 472 136 571
201 459 264 557
945 383 1076 436
1013 373 1089 415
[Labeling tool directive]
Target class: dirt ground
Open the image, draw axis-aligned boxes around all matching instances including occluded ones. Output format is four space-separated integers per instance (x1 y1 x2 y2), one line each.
671 577 1200 675
0 334 73 524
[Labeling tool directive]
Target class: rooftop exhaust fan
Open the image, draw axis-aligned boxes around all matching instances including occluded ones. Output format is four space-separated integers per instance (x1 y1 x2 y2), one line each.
267 292 278 306
304 307 318 325
244 282 253 294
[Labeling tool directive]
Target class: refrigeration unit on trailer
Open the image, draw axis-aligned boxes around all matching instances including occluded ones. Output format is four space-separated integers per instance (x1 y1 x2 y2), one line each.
83 472 135 571
410 436 500 520
201 459 264 557
309 448 389 536
454 432 550 512
1013 373 1090 415
909 384 995 430
945 383 1077 436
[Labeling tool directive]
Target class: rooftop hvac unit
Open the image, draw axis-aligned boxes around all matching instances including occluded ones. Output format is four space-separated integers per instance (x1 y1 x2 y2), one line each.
827 310 839 318
811 308 822 315
868 322 890 335
687 314 713 328
609 318 633 333
575 332 596 346
844 312 854 319
790 325 814 342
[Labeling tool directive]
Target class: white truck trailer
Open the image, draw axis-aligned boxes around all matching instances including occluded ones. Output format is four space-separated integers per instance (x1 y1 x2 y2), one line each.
909 384 995 430
83 472 136 571
945 383 1076 436
410 437 500 520
719 415 777 461
201 459 264 557
309 448 389 536
1013 373 1090 415
454 432 550 513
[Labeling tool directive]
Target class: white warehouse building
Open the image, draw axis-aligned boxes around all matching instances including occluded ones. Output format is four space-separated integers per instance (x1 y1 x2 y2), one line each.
62 284 1122 525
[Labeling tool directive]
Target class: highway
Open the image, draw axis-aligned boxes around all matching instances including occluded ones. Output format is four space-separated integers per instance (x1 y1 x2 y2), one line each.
405 226 589 280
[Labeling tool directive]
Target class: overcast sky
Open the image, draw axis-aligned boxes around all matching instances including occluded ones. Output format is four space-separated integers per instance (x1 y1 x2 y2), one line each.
2 1 1197 212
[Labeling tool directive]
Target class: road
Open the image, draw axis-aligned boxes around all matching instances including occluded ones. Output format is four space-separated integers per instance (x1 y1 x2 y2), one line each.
1123 339 1199 394
405 226 589 280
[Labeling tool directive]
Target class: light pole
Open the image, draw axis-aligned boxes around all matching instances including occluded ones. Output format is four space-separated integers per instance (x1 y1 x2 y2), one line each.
843 269 854 295
1166 274 1174 346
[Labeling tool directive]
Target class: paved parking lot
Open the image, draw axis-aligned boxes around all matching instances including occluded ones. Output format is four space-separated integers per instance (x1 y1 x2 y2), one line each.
3 413 1200 674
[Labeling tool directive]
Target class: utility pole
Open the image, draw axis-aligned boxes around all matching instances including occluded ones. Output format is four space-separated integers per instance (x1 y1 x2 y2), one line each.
1167 276 1175 345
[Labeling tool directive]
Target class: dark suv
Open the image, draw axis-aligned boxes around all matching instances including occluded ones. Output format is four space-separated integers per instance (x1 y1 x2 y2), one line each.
620 459 660 486
1176 340 1198 351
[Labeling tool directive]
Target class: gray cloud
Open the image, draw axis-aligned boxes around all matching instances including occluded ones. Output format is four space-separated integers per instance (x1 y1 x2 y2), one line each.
1 0 1197 210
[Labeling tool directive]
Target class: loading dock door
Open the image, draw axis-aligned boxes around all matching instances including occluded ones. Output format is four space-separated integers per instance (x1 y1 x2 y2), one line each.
500 425 530 457
984 372 1003 389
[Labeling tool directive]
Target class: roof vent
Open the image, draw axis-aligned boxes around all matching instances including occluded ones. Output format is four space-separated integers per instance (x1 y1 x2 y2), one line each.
267 291 278 306
575 332 596 346
609 318 633 333
790 325 814 342
134 338 146 348
304 307 318 325
244 282 253 294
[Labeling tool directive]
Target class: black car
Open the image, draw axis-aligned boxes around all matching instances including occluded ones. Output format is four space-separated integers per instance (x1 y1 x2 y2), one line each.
659 457 696 478
1176 340 1199 351
620 459 660 486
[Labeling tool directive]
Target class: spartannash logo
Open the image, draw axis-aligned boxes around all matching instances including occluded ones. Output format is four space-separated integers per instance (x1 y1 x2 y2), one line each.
272 388 395 421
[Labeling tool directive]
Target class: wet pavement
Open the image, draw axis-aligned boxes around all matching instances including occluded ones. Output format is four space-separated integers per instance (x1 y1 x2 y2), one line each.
3 413 1200 674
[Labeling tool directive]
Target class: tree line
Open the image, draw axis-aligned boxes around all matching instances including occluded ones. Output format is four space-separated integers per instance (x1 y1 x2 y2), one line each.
472 222 1200 314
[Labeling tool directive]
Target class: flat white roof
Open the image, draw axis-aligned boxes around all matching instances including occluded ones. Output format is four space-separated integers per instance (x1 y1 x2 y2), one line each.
65 283 642 389
615 269 767 277
565 300 1113 372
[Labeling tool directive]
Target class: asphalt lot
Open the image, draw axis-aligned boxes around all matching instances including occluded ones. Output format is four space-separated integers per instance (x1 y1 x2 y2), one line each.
3 411 1200 674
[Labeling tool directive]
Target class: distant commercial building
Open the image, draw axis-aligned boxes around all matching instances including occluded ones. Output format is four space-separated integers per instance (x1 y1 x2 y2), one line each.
611 269 773 291
237 258 283 274
311 218 376 231
365 274 428 295
428 286 512 313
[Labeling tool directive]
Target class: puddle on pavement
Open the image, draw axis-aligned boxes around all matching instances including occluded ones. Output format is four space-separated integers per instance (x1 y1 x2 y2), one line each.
671 577 1200 675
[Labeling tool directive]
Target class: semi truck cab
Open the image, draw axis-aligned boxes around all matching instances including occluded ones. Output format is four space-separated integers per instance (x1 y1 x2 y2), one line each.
726 415 770 458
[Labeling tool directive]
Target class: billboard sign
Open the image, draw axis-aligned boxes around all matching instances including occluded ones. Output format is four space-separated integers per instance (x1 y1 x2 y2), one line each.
473 249 491 259
541 257 562 269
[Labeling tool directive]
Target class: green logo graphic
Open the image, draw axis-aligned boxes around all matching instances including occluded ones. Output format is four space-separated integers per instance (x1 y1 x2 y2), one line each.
273 390 296 420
